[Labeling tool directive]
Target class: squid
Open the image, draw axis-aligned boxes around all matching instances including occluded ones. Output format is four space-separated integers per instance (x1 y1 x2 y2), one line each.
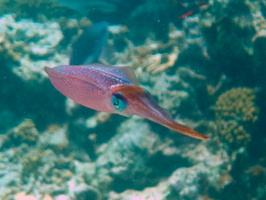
44 64 208 140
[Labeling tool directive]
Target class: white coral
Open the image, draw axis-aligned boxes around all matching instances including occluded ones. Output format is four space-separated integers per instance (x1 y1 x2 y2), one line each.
0 14 68 81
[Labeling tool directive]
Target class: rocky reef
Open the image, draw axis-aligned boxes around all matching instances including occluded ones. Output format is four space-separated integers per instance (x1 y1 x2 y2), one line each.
0 0 265 199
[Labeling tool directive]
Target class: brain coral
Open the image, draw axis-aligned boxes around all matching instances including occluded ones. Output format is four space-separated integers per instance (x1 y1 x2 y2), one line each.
215 87 259 150
215 88 259 122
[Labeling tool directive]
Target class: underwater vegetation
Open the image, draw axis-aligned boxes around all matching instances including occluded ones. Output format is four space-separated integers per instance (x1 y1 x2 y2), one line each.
0 0 266 199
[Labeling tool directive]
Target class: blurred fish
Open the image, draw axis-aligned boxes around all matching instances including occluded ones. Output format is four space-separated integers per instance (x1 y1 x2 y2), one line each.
53 0 118 16
53 0 142 22
70 21 109 65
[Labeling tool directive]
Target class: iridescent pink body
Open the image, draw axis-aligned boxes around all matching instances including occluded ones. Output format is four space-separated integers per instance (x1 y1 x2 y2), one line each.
45 64 208 140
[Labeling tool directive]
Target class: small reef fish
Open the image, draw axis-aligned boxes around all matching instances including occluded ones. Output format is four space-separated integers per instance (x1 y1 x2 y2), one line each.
70 21 109 65
44 64 208 140
53 0 209 22
177 0 209 19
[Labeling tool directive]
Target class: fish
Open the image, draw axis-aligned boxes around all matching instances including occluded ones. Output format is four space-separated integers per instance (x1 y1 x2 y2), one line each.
53 0 142 22
70 21 109 65
53 0 208 22
177 0 209 19
44 63 208 140
53 0 119 16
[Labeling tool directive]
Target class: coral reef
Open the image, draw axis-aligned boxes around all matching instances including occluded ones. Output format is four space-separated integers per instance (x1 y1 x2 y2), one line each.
0 119 39 148
109 25 183 74
108 143 231 200
39 125 69 151
0 0 77 19
0 14 66 81
79 118 163 196
214 87 259 150
0 0 265 199
200 0 266 86
21 149 46 179
215 87 259 123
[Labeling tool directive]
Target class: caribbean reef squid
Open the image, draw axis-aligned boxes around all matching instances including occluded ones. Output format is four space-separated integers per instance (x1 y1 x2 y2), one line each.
44 64 208 140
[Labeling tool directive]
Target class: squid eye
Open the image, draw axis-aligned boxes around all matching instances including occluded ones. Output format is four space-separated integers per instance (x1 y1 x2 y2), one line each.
112 92 127 111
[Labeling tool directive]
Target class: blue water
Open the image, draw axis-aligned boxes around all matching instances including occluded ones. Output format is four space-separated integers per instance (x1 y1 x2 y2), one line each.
0 0 265 199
